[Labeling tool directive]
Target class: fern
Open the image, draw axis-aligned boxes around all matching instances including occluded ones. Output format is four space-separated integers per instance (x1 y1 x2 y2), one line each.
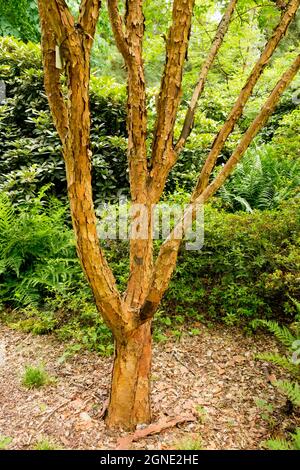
292 427 300 450
264 427 300 450
219 144 300 212
264 438 292 450
0 188 82 306
254 317 300 449
256 352 299 378
275 380 300 407
251 319 296 348
289 296 300 318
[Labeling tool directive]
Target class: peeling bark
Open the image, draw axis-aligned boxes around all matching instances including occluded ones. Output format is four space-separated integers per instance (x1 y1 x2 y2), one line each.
38 0 300 431
149 0 195 204
38 0 128 339
106 321 152 430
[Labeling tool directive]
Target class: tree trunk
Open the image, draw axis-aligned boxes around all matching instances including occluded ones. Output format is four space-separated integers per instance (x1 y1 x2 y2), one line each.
106 321 152 430
38 0 300 432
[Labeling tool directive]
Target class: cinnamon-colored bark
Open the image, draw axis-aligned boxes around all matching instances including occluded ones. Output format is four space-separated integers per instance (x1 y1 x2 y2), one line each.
106 321 152 429
38 0 128 339
175 0 237 154
149 0 195 203
38 0 300 430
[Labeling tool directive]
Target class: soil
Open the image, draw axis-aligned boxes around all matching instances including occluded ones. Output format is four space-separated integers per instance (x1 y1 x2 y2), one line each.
0 323 297 450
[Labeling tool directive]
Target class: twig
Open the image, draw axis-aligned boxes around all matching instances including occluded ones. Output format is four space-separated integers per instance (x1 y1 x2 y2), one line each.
171 350 196 376
37 399 72 430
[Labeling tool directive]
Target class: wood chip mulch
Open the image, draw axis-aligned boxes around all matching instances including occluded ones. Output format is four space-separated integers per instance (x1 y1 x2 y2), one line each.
0 323 298 450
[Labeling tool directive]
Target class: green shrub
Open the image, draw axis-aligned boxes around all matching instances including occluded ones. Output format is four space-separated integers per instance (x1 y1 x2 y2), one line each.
0 2 40 42
3 37 298 209
22 364 53 389
1 190 299 330
1 190 299 355
0 37 128 204
165 200 300 324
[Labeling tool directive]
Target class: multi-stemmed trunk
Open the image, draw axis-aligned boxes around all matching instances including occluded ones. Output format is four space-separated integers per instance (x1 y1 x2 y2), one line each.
37 0 300 431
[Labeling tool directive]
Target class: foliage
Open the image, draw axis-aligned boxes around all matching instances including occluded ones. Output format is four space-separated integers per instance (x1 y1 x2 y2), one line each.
254 399 275 427
264 427 300 450
0 435 12 450
21 364 53 389
251 319 298 348
1 36 299 207
219 143 300 212
0 0 40 42
275 380 300 407
34 438 60 450
0 188 84 306
1 190 299 342
165 200 300 324
0 188 299 356
0 37 128 204
253 314 300 449
253 318 300 406
3 293 114 357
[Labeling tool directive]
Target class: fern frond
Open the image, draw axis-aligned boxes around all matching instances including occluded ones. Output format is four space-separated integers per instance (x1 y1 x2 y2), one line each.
275 380 300 407
288 296 300 316
256 352 299 377
292 427 300 450
233 196 253 213
0 193 14 249
264 438 292 450
251 320 296 348
264 427 300 450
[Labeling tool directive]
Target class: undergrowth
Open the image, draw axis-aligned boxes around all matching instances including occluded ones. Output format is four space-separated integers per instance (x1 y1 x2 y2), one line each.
21 364 55 389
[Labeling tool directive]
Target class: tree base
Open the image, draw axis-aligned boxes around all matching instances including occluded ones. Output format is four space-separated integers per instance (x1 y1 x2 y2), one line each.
106 321 152 430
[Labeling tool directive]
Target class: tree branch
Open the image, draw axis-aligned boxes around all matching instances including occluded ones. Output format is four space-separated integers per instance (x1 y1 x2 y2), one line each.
148 0 195 203
107 0 130 60
41 0 75 43
175 0 237 154
78 0 101 39
197 53 300 205
121 0 152 310
39 0 129 340
140 53 300 323
38 1 68 142
192 0 300 199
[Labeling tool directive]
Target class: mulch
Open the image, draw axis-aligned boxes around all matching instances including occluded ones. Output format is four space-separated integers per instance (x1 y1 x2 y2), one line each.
0 323 297 450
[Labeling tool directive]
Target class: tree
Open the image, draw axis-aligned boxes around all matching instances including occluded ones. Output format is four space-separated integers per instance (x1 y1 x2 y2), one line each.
37 0 300 430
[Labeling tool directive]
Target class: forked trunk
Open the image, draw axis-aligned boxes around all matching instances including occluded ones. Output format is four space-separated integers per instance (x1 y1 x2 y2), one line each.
38 0 300 433
106 321 152 430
